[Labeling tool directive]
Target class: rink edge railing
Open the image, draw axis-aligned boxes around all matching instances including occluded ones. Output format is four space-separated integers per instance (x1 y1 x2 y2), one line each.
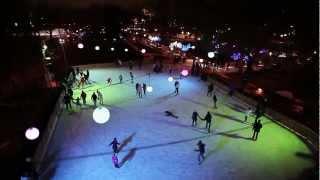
208 76 319 152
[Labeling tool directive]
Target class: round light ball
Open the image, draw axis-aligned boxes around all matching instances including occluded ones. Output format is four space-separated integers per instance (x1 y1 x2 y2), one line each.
110 47 115 51
181 70 189 76
208 52 215 58
124 48 128 52
94 45 100 51
168 77 174 82
93 107 110 124
146 86 153 92
141 49 146 54
77 43 84 49
25 127 40 141
199 59 204 63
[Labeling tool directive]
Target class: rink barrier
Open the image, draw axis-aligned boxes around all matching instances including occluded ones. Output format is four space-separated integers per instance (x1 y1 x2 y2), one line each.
208 76 319 152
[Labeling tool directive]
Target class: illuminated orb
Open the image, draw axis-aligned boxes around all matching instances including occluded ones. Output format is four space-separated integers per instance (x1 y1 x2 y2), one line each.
208 52 215 58
93 107 110 124
141 49 146 54
168 77 174 82
94 45 100 51
256 88 263 95
110 47 115 51
146 86 153 92
181 70 189 76
191 45 196 49
199 59 204 63
124 48 128 52
269 52 273 56
77 43 84 49
25 127 40 140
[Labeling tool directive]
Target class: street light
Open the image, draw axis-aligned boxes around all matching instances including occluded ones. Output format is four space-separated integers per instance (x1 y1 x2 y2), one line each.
25 127 40 141
77 43 84 49
141 48 146 54
110 47 115 51
124 48 128 52
94 45 100 51
208 52 215 58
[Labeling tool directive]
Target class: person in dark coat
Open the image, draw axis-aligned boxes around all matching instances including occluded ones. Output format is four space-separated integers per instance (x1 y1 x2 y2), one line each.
130 72 134 84
213 94 217 108
252 120 263 140
135 83 139 95
91 92 98 107
202 112 212 133
174 81 180 95
142 83 147 95
119 74 123 84
207 83 214 96
64 94 72 110
109 138 120 154
81 91 87 105
192 111 200 126
196 140 206 164
68 88 73 100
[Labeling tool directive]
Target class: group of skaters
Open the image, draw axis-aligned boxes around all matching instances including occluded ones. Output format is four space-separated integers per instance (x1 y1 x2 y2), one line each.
63 88 104 110
75 68 90 88
135 83 147 98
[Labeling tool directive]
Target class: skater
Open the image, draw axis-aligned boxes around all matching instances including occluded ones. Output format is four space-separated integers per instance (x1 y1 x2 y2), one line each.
252 120 263 140
138 83 143 98
135 83 139 95
202 112 212 133
109 138 120 154
73 97 81 108
84 70 90 84
174 81 180 95
255 104 263 122
142 83 147 95
244 107 252 122
207 83 214 96
68 88 73 99
192 111 200 126
91 92 98 107
80 90 87 105
106 78 112 86
196 140 205 164
64 94 72 110
96 89 103 105
112 153 120 168
165 110 178 119
119 74 123 84
130 72 134 84
213 93 217 108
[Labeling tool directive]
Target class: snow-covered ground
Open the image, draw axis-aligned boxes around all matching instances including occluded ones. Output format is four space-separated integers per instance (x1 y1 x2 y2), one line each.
40 64 315 180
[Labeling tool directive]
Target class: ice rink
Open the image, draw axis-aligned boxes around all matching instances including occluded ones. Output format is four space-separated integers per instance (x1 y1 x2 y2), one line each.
39 64 316 180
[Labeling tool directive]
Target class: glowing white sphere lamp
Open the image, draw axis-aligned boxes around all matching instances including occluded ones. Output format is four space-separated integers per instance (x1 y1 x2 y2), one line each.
93 107 110 124
77 43 84 49
181 69 189 76
191 45 196 49
146 86 153 92
124 48 128 52
199 59 204 63
141 49 146 54
110 47 115 51
94 45 100 51
25 127 40 141
168 77 174 82
208 52 215 58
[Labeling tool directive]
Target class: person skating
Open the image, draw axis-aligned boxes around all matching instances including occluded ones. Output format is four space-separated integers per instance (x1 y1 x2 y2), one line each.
112 153 120 168
252 120 263 140
244 107 252 122
174 81 180 96
119 74 123 84
73 97 81 108
142 83 147 95
207 83 214 96
196 140 206 164
213 93 217 108
202 112 212 133
109 138 120 154
91 92 98 107
106 78 112 86
64 94 72 110
135 83 139 95
130 72 134 84
192 111 200 126
80 91 87 105
138 83 143 98
68 88 73 99
96 89 103 105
